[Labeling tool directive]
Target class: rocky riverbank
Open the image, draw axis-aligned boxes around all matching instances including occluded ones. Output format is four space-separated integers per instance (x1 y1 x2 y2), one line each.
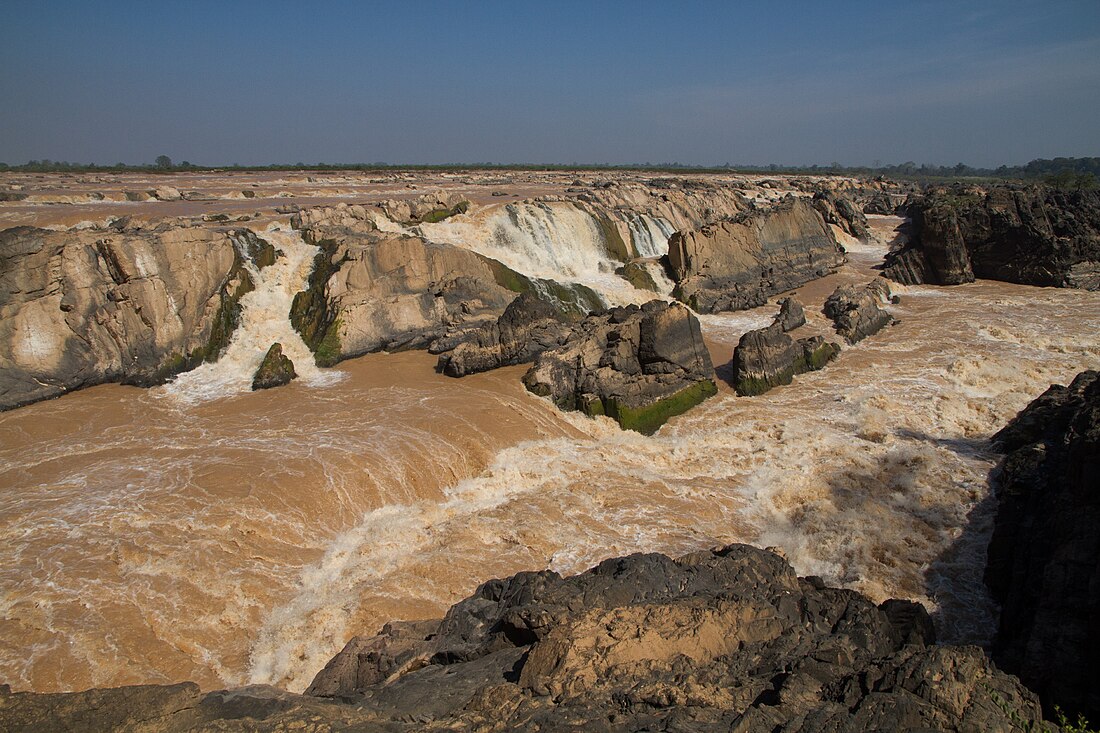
883 184 1100 289
0 545 1045 732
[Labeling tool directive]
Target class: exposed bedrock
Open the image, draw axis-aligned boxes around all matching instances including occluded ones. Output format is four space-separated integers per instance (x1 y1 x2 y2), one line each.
812 190 870 240
0 226 274 410
522 300 716 434
668 197 846 313
985 370 1100 721
435 291 580 377
883 185 1100 288
823 277 895 344
731 298 839 396
0 545 1047 732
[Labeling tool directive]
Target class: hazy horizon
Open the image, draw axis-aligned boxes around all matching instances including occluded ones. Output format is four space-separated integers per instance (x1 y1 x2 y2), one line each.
2 0 1098 169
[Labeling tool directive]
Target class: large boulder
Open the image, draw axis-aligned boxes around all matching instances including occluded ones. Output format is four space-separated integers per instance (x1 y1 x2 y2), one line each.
522 300 716 434
251 342 297 390
731 298 839 396
985 370 1100 721
0 225 270 410
884 185 1100 289
823 278 895 344
668 197 845 313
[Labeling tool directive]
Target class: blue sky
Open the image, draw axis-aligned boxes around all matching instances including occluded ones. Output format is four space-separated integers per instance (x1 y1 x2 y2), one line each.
1 0 1097 167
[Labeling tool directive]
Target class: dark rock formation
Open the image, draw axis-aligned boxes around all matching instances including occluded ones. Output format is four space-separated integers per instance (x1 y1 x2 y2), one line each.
884 185 1100 289
1 545 1047 731
985 370 1100 720
731 298 839 396
435 292 578 377
862 191 907 215
0 225 270 411
823 278 895 344
812 190 870 240
775 295 806 332
522 300 716 434
251 343 297 390
668 198 845 313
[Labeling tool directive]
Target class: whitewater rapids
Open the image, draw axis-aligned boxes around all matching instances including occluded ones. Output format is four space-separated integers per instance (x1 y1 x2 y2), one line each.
0 216 1097 694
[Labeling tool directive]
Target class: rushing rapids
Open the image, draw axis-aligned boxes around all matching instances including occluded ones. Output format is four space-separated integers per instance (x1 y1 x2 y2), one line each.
0 203 1098 701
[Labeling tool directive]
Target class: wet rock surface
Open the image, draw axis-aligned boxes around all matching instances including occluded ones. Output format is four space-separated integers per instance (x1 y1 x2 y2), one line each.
251 342 297 390
669 198 845 313
823 278 895 344
731 298 839 396
985 370 1100 721
0 545 1046 732
522 300 716 434
884 185 1100 289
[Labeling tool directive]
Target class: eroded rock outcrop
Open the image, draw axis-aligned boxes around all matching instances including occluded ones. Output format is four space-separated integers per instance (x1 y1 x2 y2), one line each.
289 207 603 366
668 198 845 313
0 545 1046 731
884 185 1100 289
985 370 1100 720
0 225 271 410
812 190 870 240
731 298 839 396
823 278 895 344
251 342 297 390
522 300 716 434
435 292 579 377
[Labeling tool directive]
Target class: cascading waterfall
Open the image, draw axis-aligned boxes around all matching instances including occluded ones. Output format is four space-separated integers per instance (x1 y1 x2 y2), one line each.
628 214 675 258
419 202 677 307
159 224 343 403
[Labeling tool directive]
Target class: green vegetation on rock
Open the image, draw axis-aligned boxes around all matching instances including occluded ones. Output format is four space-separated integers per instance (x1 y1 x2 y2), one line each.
595 216 632 262
483 255 602 316
290 239 345 366
417 200 470 223
617 261 659 292
603 379 717 435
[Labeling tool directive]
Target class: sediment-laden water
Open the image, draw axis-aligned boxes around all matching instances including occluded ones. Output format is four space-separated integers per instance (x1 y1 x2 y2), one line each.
0 216 1097 694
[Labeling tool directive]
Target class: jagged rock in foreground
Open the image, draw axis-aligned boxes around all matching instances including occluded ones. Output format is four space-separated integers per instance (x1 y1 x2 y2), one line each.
435 291 580 377
0 545 1046 732
985 370 1100 721
812 190 870 240
668 197 845 313
823 278 895 344
522 300 716 434
0 226 273 411
732 298 839 396
883 185 1100 289
251 342 297 390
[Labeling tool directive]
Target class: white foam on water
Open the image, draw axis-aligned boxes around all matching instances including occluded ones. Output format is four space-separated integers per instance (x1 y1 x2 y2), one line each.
157 224 345 404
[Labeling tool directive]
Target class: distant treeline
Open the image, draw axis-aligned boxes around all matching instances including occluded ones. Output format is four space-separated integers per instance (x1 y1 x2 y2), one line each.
1 156 1097 187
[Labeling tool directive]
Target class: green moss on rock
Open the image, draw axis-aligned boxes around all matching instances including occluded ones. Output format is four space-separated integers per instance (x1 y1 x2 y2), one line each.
417 201 470 224
290 239 345 366
603 379 718 435
595 216 633 262
617 261 660 292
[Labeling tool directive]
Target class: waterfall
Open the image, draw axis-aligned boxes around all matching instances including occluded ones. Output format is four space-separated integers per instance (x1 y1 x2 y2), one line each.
628 214 675 258
419 202 677 306
159 224 343 403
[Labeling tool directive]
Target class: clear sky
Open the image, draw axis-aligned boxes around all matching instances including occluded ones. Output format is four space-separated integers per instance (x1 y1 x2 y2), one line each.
1 0 1097 167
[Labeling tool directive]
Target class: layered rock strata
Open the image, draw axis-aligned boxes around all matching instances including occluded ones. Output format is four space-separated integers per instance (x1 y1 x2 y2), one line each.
823 278 895 344
435 292 579 377
668 198 845 313
522 300 716 434
0 225 273 410
812 190 870 240
883 185 1100 289
251 342 296 390
731 298 840 396
985 370 1100 720
0 545 1046 732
